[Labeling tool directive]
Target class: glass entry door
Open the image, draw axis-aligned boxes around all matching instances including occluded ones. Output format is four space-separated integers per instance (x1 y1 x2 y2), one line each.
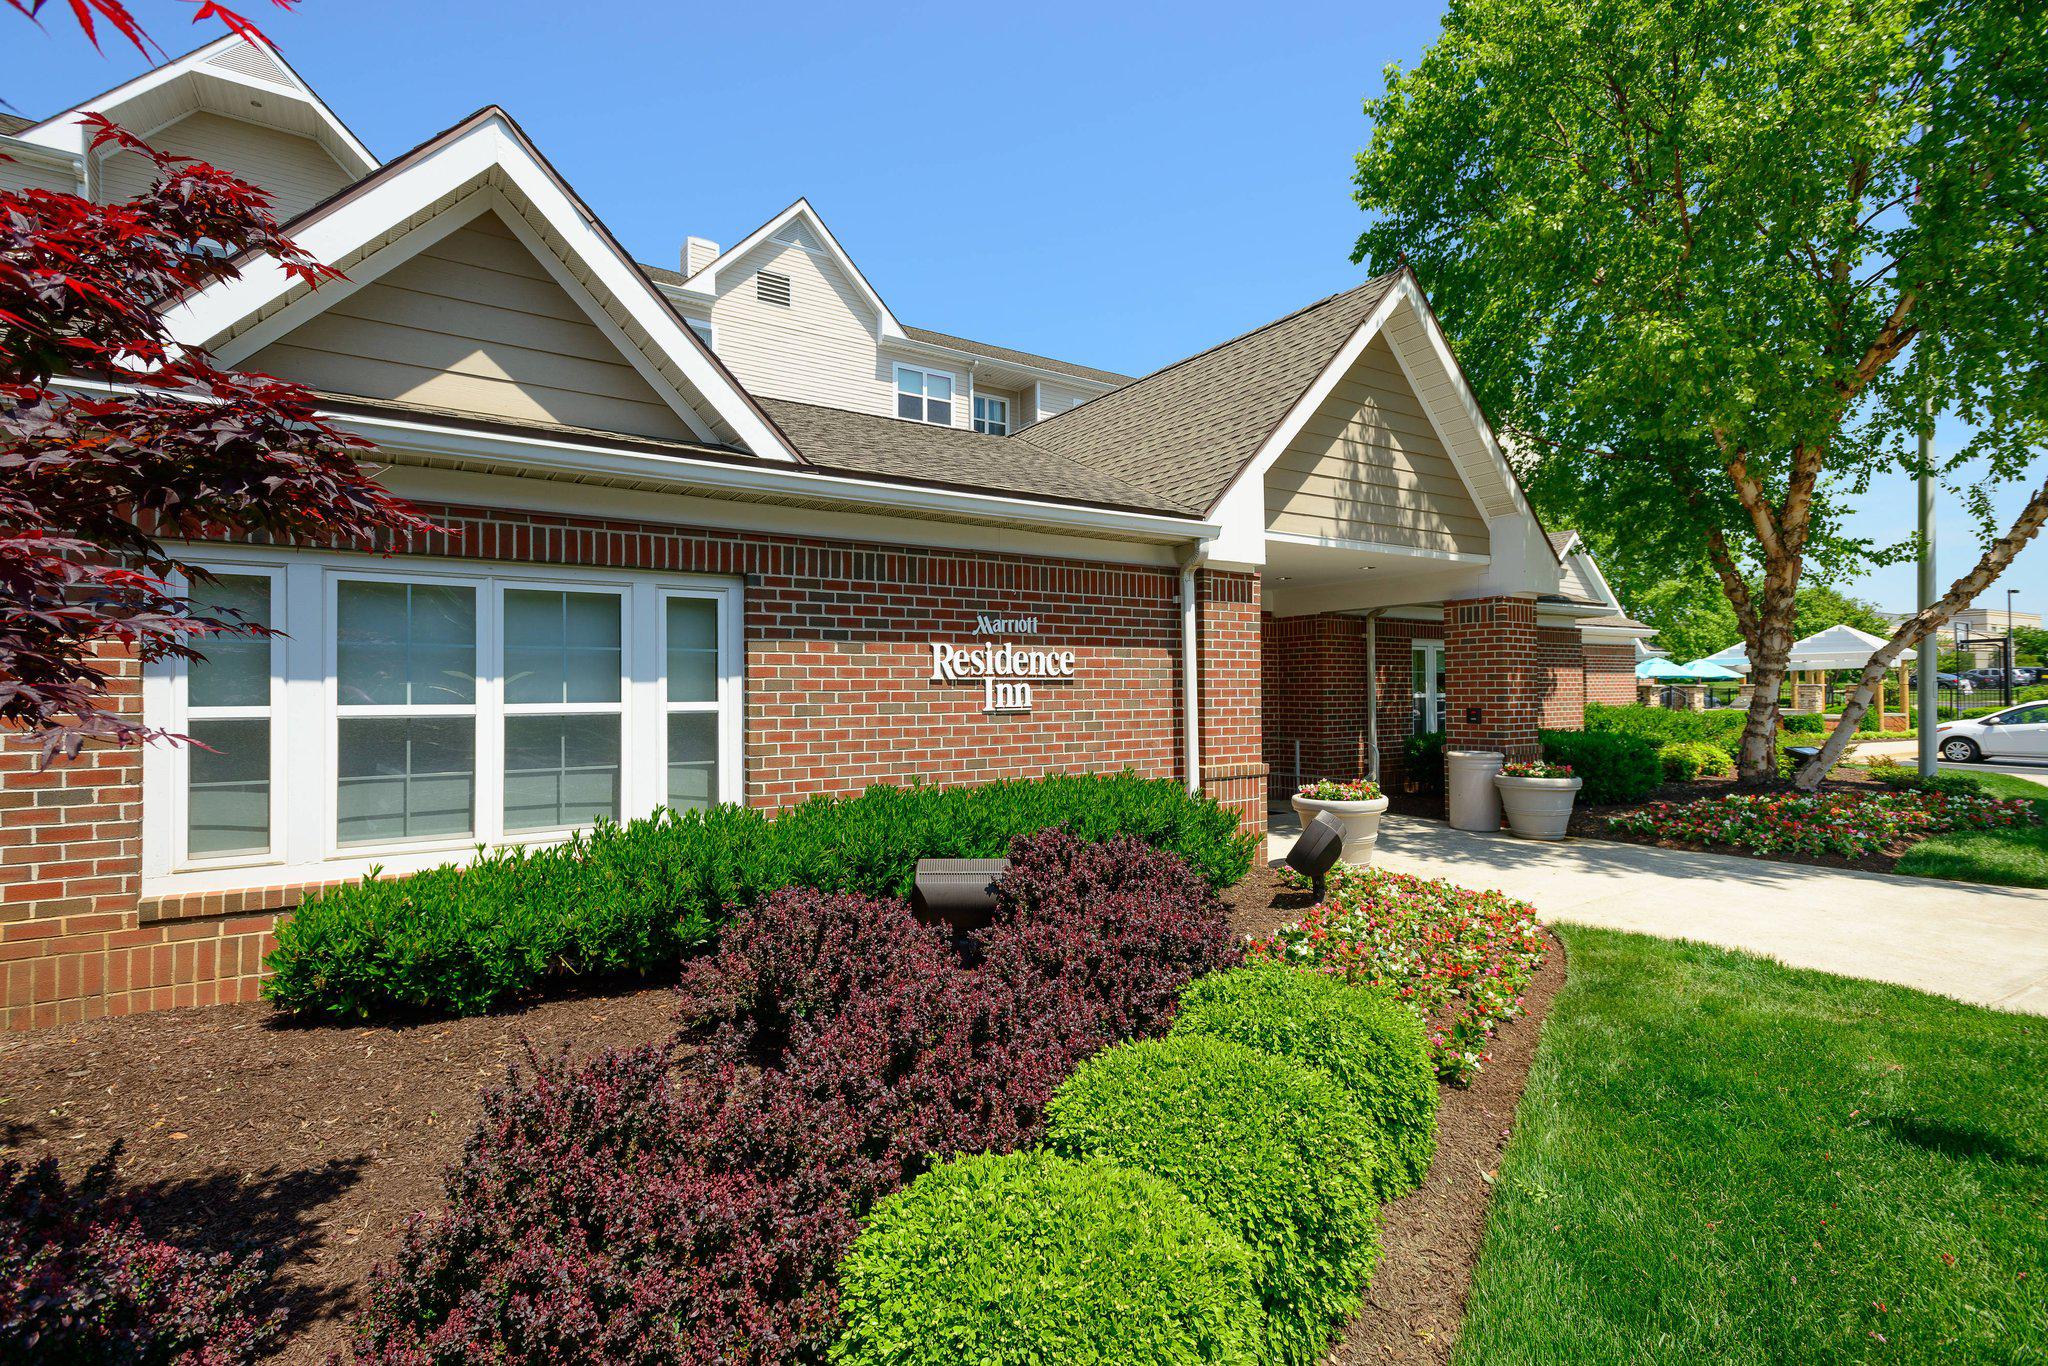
1411 641 1447 735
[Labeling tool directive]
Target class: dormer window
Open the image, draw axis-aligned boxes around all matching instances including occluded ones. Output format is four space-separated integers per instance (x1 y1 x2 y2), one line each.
756 271 792 307
895 365 953 425
973 395 1009 436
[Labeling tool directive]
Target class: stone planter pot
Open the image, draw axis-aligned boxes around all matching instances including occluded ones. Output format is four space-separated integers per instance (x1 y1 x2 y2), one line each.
1289 793 1391 865
1492 774 1583 841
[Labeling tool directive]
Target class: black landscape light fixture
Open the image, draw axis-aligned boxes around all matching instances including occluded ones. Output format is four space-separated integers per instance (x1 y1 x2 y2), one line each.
912 857 1009 935
1285 811 1345 902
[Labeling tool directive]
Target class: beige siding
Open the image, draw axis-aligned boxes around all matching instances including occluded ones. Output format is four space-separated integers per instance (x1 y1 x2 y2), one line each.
245 212 699 441
707 236 910 418
1264 335 1489 556
1034 379 1091 422
97 111 350 217
1559 552 1603 605
0 150 76 195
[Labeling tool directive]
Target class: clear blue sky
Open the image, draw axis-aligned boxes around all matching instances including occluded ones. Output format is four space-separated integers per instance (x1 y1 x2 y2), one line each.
8 0 2036 623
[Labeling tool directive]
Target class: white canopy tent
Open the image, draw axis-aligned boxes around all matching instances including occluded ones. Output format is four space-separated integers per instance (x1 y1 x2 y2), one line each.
1698 625 1915 721
1699 624 1914 674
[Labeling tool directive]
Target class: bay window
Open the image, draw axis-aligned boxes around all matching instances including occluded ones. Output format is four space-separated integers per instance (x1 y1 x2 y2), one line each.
145 554 742 893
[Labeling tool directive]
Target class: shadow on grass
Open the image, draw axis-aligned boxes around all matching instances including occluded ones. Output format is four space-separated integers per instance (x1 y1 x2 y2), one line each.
1873 1114 2047 1168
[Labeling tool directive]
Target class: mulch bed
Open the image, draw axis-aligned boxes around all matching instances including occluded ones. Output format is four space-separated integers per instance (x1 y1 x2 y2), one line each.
2 866 1563 1365
1223 863 1566 1365
0 983 683 1364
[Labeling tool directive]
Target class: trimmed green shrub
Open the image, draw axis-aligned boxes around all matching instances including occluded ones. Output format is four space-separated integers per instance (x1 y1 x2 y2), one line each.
265 772 1256 1020
831 1150 1262 1366
1865 760 1987 799
1585 701 1750 750
1171 964 1436 1199
1658 740 1733 782
1538 730 1661 805
1047 1036 1382 1366
1781 712 1827 735
1403 729 1446 793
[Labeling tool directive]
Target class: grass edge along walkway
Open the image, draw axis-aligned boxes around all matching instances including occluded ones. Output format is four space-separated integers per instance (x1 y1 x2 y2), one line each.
1894 770 2048 889
1455 925 2047 1364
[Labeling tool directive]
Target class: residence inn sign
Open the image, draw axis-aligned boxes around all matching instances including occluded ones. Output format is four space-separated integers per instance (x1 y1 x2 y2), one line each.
930 613 1076 713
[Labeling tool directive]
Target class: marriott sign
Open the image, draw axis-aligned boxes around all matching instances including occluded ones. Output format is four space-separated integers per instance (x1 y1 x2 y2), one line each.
930 619 1077 713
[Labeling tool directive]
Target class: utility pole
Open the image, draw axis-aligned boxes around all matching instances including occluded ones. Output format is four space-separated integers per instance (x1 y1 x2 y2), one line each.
2007 587 2019 708
1916 396 1938 777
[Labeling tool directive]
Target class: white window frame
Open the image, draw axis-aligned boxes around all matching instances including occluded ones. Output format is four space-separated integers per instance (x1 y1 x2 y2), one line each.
684 316 715 351
495 579 629 839
160 563 289 873
1411 640 1445 734
141 548 744 897
973 394 1009 436
894 363 956 426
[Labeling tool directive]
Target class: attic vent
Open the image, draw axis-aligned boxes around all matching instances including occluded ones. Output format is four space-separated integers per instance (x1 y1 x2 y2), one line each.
756 271 792 307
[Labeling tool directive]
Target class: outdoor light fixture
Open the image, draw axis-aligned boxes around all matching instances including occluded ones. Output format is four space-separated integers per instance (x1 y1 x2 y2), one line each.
1285 811 1345 902
912 857 1009 935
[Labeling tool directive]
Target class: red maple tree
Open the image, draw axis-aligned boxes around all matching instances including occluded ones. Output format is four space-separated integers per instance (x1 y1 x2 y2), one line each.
1 117 432 757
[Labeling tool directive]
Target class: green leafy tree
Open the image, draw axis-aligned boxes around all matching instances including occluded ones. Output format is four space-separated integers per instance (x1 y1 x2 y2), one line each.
2012 625 2048 666
1354 0 2047 785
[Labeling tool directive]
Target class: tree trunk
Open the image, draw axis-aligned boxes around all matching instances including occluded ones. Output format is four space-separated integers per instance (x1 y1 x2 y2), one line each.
1735 583 1800 785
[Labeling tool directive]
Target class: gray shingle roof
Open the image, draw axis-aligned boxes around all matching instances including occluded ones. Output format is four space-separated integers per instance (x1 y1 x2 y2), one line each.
1547 529 1578 555
754 397 1184 516
1023 273 1403 516
0 113 37 136
1581 612 1656 632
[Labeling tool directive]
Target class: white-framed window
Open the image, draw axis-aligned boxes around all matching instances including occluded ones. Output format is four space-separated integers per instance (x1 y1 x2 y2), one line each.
1410 640 1447 735
895 364 954 425
177 569 285 867
684 317 715 351
973 394 1009 436
143 551 744 895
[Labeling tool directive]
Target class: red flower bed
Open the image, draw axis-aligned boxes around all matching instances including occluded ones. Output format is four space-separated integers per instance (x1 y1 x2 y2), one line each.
1604 788 2039 858
1247 866 1546 1083
350 831 1239 1363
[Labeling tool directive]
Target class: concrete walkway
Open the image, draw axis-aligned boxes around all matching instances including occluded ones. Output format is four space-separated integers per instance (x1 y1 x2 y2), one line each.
1268 814 2048 1015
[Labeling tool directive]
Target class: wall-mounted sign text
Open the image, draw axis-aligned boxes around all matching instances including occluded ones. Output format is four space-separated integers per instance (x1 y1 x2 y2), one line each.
932 614 1074 713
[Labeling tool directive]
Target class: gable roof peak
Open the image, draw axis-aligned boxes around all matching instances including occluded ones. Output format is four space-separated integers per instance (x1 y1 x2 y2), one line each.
671 197 903 339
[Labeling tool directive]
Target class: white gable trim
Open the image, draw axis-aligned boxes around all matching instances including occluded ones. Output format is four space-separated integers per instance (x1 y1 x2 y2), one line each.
1569 547 1625 611
159 111 800 462
677 198 904 341
1205 273 1549 575
15 35 376 177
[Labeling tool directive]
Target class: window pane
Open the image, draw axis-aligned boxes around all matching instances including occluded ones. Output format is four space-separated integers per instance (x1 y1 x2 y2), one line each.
187 574 270 709
667 712 719 812
337 717 475 845
896 391 922 420
1411 647 1427 735
926 374 952 401
897 369 922 396
187 718 268 856
503 590 622 705
337 581 476 706
504 714 621 833
666 598 720 703
927 399 951 426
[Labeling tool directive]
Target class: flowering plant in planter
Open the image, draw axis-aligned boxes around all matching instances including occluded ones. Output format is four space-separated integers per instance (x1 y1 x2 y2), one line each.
1248 866 1546 1082
1497 759 1574 779
1296 777 1385 802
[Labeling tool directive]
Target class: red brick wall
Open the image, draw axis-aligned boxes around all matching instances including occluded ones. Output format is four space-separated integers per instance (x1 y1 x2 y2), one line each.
1260 613 1450 797
2 501 1259 1031
1196 571 1267 834
1368 618 1445 789
1584 642 1638 706
1444 595 1542 761
1538 626 1587 730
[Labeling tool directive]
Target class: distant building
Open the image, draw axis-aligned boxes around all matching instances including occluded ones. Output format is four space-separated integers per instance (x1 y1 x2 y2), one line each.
1884 604 2039 664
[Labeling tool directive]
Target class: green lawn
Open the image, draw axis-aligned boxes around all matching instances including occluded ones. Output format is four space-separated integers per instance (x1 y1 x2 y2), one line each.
1895 771 2048 889
1456 927 2048 1364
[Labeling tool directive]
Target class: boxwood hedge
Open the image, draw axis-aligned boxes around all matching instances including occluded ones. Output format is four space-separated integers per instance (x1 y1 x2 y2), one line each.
1047 1035 1382 1366
264 772 1255 1020
1171 964 1436 1200
831 1150 1262 1366
1538 729 1662 805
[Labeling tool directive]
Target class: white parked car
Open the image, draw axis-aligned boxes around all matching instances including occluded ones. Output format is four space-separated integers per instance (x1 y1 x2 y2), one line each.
1934 701 2048 762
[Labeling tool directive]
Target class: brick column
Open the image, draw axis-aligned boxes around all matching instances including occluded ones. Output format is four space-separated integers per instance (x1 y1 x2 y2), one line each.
1260 612 1368 802
1444 594 1541 761
1537 626 1586 729
1196 570 1267 837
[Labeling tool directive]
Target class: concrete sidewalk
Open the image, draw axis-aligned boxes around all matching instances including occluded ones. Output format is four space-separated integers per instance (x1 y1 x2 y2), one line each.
1268 815 2048 1015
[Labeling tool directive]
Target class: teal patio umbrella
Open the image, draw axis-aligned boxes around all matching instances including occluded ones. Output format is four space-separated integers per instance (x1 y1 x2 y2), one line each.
1681 659 1744 681
1635 657 1695 681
